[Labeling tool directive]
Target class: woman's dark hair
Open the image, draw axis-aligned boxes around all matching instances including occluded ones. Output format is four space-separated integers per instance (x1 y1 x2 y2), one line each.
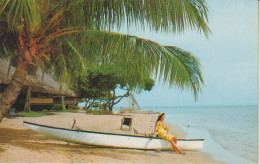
156 113 165 123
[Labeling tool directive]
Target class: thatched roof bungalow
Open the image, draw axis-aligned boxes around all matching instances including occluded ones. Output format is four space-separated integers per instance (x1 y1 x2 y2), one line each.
0 59 76 97
0 59 77 111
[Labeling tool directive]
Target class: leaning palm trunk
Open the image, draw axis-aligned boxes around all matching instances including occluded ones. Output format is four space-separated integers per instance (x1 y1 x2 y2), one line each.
0 61 29 122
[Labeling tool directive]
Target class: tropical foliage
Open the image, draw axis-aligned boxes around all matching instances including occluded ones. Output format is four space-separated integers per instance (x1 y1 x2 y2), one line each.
74 67 154 111
0 0 210 122
16 111 55 117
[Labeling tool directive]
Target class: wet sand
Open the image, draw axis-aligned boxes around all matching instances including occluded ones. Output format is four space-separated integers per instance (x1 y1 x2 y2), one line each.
0 112 223 163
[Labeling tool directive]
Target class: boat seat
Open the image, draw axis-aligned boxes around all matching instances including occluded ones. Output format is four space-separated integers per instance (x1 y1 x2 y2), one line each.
120 117 132 131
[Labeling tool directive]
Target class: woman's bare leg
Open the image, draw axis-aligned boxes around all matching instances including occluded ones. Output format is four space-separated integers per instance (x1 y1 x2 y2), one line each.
173 137 178 144
169 139 186 155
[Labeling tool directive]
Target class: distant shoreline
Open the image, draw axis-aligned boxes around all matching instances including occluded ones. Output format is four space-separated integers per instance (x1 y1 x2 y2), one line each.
120 105 258 109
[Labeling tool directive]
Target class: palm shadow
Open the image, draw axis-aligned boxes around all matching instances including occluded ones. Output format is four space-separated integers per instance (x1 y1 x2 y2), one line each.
0 128 159 158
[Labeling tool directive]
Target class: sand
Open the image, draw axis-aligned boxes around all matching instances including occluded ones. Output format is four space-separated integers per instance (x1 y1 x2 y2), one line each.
0 112 223 163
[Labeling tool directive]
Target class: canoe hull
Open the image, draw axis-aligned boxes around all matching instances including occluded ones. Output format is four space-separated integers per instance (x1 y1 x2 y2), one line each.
23 121 204 150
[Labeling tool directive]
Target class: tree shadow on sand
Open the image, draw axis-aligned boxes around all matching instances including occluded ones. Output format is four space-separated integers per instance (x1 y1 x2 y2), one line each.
0 128 99 153
0 128 158 159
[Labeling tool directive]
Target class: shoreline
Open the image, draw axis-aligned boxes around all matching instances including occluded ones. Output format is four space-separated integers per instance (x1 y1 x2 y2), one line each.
180 126 257 164
150 106 258 164
0 112 223 163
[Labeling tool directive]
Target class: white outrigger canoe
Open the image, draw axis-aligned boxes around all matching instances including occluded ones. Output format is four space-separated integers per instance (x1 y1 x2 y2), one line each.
23 121 204 151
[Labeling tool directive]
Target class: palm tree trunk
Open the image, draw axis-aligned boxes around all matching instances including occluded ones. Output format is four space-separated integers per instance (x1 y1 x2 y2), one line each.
24 86 31 112
0 61 29 122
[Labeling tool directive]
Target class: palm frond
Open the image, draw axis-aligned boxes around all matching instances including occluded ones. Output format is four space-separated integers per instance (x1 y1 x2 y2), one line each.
65 30 203 98
67 0 210 36
0 0 207 100
0 0 41 33
164 46 204 99
65 40 87 76
0 18 18 57
54 53 68 83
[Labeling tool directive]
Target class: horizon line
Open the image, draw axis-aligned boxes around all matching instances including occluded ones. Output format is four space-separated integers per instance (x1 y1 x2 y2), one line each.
114 105 258 108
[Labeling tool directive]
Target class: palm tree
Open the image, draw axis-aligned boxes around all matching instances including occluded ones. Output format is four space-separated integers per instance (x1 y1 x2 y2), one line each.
0 0 210 122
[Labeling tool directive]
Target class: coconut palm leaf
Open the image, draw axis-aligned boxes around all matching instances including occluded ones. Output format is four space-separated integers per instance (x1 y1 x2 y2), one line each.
164 46 203 99
66 0 210 36
66 40 87 76
56 30 203 98
53 53 68 83
0 0 41 33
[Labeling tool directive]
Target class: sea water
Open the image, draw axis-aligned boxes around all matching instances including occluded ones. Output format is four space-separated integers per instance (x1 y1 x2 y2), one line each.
142 106 258 164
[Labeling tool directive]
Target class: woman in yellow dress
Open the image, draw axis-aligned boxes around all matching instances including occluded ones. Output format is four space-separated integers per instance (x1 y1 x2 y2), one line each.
154 113 185 155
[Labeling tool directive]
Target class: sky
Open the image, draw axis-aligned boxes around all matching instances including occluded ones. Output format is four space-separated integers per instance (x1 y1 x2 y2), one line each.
114 0 259 107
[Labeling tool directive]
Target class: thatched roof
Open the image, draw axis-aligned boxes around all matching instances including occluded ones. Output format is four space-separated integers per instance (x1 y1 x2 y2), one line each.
0 59 76 97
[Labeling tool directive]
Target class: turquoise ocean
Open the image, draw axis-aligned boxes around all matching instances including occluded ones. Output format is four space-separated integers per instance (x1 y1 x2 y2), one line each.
139 106 258 164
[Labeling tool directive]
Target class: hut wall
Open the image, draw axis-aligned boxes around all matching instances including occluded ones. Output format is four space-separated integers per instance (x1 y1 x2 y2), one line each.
30 98 54 104
64 100 75 105
0 85 77 111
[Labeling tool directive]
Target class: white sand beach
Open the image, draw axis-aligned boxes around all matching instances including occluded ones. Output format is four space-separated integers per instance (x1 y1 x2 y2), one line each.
0 112 223 163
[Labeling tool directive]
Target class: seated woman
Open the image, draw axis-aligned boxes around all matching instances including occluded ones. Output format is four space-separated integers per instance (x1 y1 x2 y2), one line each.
154 113 185 155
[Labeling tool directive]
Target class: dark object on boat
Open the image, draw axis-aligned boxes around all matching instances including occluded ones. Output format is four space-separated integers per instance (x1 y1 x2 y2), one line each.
120 117 133 130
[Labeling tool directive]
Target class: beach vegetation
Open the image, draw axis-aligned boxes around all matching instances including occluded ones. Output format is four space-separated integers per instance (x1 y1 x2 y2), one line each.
61 109 79 113
52 104 64 111
42 108 78 113
0 0 210 122
17 111 55 117
74 67 154 111
86 109 104 115
0 147 5 152
51 104 79 112
67 104 80 111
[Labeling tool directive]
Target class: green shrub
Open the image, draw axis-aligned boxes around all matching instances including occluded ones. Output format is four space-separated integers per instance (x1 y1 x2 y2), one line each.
93 110 103 115
63 109 78 113
17 111 55 117
86 109 93 114
67 104 79 110
0 147 5 152
86 109 103 115
103 110 113 115
52 104 64 111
